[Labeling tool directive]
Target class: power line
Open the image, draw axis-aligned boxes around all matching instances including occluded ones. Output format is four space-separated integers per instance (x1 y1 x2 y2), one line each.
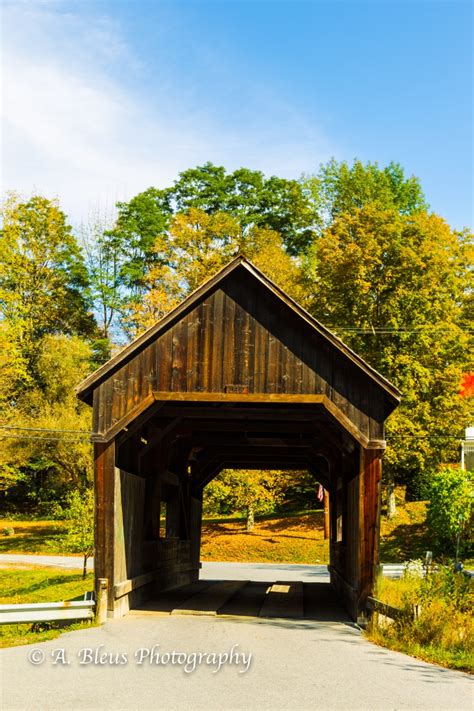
0 434 91 442
329 328 473 334
387 435 463 440
0 425 92 434
0 433 465 444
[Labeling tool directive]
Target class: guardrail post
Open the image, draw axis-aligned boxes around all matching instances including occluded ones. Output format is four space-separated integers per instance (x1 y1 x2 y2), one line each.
96 578 108 624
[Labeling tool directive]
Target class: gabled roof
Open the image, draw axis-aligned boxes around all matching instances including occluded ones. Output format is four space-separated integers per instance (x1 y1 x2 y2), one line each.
76 255 401 405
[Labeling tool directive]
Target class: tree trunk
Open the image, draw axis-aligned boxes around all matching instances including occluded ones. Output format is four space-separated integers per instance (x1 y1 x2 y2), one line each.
246 504 255 532
386 471 396 519
83 554 88 579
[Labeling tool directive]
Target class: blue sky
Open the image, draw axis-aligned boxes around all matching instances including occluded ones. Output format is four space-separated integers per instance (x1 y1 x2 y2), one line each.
2 0 472 230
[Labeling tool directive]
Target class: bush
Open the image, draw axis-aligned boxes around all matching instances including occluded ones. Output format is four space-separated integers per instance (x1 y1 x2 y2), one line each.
426 467 473 558
62 489 94 578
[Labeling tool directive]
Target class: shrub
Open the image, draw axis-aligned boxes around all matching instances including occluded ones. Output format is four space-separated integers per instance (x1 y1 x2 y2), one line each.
426 467 473 558
62 489 94 578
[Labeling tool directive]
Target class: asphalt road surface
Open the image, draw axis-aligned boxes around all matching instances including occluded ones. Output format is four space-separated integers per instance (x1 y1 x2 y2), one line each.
0 555 408 578
1 562 472 711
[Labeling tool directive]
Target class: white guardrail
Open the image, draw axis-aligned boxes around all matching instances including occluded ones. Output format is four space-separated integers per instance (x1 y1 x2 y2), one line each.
0 596 95 625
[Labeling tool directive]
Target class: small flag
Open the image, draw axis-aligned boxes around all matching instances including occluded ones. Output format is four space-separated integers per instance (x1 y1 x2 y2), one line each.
317 484 324 502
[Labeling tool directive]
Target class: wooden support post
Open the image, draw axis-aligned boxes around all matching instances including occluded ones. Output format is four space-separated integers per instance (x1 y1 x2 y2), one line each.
189 489 203 569
358 448 383 618
94 440 116 613
323 490 330 540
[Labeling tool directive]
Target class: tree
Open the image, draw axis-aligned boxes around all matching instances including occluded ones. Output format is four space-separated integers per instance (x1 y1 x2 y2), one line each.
169 163 315 254
111 163 315 287
0 194 96 396
0 335 94 506
111 188 171 295
426 467 473 558
126 208 303 336
62 489 94 578
80 208 127 349
204 469 288 531
302 205 473 514
0 195 97 511
302 158 428 231
0 321 31 411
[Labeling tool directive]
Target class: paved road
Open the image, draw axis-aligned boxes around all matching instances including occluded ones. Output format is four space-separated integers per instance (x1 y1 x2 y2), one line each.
0 554 94 571
1 561 472 710
1 605 471 710
201 561 331 582
0 555 407 578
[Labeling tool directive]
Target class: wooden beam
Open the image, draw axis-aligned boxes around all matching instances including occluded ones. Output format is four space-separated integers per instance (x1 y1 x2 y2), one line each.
197 455 318 488
153 391 326 405
177 420 318 434
139 417 183 459
92 393 156 443
115 401 166 448
151 392 385 449
153 406 325 420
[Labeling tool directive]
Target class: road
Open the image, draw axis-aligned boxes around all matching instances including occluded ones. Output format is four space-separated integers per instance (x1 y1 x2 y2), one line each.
0 555 406 578
1 562 472 710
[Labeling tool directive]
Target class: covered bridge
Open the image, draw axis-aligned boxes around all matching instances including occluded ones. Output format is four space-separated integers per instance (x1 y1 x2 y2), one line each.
77 256 400 621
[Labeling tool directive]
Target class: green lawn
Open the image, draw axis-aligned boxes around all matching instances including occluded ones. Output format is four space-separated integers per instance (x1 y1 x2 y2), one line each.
1 500 453 564
0 566 94 648
0 519 68 554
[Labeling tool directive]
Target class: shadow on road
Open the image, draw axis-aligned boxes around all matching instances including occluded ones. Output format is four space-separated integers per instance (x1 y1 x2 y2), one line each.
134 579 350 623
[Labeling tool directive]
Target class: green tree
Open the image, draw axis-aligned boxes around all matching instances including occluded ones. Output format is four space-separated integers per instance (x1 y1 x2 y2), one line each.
62 489 94 578
302 205 473 513
127 208 303 336
111 188 171 295
111 163 315 289
426 467 473 558
204 469 288 531
302 158 428 231
0 335 94 506
0 194 96 399
170 163 315 254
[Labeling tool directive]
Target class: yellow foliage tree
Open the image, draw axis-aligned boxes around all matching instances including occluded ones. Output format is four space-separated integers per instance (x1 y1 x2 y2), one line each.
127 208 303 336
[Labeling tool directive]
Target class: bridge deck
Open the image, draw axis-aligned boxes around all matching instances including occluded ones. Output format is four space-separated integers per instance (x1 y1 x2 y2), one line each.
131 580 349 621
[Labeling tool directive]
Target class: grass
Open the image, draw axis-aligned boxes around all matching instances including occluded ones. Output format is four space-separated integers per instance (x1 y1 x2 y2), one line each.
200 499 456 565
0 566 94 648
366 568 474 673
2 499 471 566
379 500 430 562
0 519 68 554
201 509 330 564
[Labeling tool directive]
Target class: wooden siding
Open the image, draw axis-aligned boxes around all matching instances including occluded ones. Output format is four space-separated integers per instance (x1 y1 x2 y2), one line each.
93 272 387 443
114 469 145 584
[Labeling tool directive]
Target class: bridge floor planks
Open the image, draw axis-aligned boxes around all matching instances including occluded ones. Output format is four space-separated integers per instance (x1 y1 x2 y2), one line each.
132 581 349 621
171 580 248 615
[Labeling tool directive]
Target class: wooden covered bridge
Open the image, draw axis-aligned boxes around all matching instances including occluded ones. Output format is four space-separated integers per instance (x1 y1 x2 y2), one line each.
77 256 400 621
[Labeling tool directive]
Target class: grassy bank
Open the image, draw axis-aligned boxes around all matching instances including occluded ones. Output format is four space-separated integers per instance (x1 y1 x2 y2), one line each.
0 500 436 564
366 568 473 673
0 519 68 554
201 510 329 563
0 566 94 648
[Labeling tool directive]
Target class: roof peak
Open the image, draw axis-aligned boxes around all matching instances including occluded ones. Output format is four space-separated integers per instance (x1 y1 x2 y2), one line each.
76 256 400 405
